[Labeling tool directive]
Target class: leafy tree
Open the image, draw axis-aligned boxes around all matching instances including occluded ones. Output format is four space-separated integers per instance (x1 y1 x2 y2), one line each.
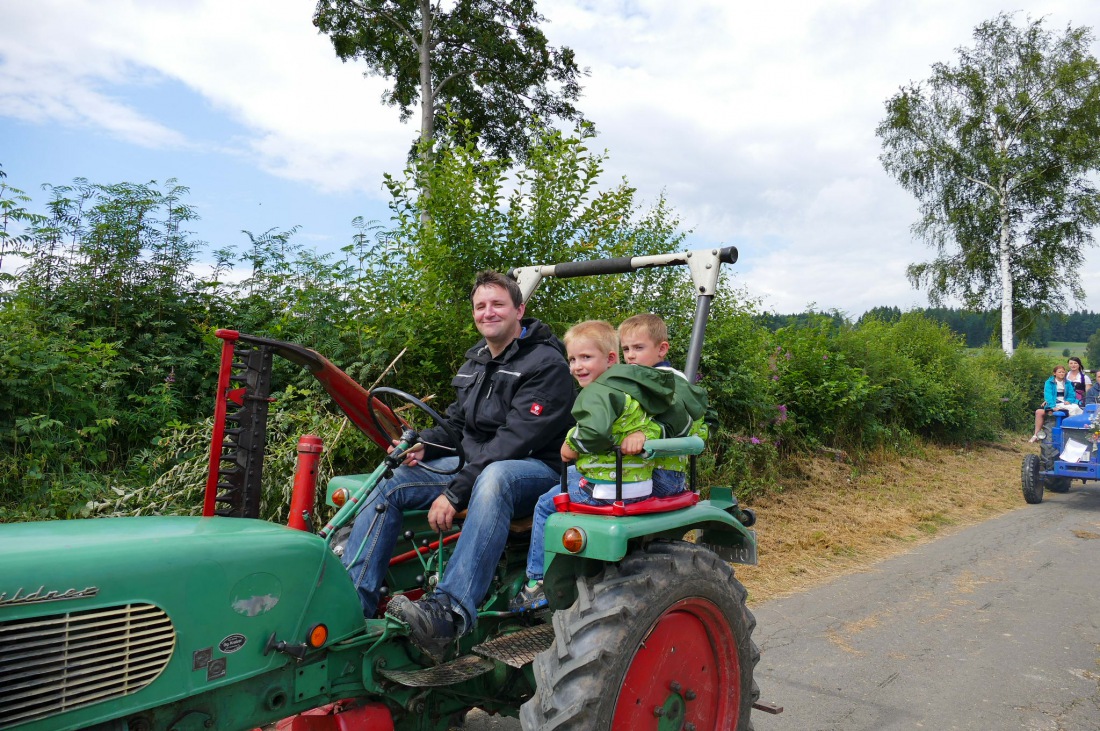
877 13 1100 356
313 0 588 160
368 120 689 399
0 165 44 289
1087 329 1100 369
858 305 902 325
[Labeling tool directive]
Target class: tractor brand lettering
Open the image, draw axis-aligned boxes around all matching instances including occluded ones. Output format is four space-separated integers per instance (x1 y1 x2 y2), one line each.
0 585 99 607
219 633 247 654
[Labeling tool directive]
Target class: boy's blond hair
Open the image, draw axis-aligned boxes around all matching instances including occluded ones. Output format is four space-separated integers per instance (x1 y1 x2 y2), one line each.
564 320 618 356
618 313 668 345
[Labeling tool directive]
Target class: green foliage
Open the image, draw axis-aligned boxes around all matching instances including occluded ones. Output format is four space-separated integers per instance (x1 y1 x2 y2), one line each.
877 13 1100 353
5 107 1070 521
1087 330 1100 370
0 124 691 519
313 0 587 159
371 121 688 402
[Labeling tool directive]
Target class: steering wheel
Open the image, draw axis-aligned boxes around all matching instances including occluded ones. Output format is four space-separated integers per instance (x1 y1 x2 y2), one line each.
367 387 466 476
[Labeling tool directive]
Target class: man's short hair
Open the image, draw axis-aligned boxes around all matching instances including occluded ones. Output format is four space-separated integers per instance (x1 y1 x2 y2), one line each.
470 271 523 307
564 320 618 355
619 313 669 345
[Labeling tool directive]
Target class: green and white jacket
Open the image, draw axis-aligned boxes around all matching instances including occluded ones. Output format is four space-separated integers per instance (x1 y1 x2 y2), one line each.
565 364 691 500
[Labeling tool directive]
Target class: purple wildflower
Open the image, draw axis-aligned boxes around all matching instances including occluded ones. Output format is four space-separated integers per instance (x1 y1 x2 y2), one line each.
750 437 762 445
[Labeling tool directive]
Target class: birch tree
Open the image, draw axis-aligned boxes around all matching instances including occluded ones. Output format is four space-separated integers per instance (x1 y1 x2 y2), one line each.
313 0 588 160
877 13 1100 354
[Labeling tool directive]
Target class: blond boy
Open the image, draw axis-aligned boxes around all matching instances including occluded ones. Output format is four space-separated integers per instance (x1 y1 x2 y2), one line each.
511 320 689 611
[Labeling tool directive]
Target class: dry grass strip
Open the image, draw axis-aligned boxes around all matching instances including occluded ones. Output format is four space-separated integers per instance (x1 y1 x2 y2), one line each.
736 438 1030 605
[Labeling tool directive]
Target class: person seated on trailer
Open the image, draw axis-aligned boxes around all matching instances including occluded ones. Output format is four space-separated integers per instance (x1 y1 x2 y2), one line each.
342 270 575 659
1066 357 1092 405
511 319 699 612
1031 364 1080 443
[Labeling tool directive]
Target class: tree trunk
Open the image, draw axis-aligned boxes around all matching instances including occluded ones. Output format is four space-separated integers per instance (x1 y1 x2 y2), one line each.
418 0 433 150
998 194 1014 356
417 0 433 227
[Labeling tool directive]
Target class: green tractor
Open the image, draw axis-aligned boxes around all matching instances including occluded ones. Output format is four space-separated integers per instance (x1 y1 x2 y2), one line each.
1 248 774 731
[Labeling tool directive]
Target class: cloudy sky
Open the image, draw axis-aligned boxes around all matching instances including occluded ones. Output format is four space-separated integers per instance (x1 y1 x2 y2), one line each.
2 0 1099 317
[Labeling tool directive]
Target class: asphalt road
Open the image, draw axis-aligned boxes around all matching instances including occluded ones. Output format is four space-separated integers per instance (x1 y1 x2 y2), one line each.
465 481 1100 730
752 481 1100 731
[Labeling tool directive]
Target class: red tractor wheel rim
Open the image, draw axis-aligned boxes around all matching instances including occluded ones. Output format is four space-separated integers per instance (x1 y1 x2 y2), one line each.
613 597 740 730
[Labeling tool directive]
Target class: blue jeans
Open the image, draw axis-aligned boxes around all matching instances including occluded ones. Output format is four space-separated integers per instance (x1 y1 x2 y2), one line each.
525 466 686 581
342 456 557 632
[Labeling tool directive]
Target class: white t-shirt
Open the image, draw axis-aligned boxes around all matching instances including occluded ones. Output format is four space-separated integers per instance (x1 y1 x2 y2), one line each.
1068 371 1092 391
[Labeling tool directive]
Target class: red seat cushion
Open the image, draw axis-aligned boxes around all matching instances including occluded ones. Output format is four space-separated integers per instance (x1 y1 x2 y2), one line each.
552 490 698 517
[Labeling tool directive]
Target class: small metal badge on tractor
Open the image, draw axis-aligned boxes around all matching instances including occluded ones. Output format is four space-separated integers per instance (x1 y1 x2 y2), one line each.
0 585 99 606
219 633 247 653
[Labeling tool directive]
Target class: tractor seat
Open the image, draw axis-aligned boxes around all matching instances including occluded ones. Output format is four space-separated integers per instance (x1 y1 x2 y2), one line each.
551 490 699 517
454 510 533 535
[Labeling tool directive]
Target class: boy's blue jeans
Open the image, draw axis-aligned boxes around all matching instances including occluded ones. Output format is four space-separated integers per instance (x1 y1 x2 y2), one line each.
341 456 557 632
524 467 686 582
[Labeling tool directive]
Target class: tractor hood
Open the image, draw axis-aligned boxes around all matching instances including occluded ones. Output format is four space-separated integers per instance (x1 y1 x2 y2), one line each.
0 516 365 731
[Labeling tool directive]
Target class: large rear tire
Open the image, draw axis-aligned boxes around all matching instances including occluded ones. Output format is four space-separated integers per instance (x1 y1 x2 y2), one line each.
519 540 758 730
1022 454 1044 504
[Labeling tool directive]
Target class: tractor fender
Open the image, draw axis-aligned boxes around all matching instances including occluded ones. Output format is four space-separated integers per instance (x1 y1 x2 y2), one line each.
541 487 756 610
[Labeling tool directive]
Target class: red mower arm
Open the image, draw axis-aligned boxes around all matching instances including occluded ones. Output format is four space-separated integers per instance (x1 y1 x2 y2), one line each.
204 329 400 518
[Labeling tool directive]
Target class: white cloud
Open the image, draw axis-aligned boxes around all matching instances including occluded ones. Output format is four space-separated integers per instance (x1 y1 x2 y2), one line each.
2 0 1099 315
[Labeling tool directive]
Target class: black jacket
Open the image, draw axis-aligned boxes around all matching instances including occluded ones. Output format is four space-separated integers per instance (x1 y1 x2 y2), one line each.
419 318 574 510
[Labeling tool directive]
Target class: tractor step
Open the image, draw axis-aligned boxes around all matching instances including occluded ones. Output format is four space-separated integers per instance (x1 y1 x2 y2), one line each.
378 654 494 687
376 623 555 687
472 623 555 668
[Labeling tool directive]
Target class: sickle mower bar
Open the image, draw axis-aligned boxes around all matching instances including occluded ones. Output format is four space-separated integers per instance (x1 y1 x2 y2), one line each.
204 329 399 518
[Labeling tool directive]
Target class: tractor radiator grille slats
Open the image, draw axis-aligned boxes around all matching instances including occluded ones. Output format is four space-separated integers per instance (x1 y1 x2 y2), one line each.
0 603 175 729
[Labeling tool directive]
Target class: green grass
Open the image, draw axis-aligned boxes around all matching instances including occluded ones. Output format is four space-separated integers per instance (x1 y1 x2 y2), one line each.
1035 341 1087 359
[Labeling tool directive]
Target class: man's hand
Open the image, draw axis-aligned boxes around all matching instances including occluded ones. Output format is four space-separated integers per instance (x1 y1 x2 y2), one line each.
428 494 457 532
620 431 647 455
388 441 425 467
560 442 579 462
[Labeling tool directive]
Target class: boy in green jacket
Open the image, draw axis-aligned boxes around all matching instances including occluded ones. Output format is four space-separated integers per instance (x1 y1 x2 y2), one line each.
619 313 711 491
510 320 694 611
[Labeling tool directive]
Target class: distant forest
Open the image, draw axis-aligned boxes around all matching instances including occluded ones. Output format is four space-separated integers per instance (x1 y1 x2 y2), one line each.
758 308 1100 348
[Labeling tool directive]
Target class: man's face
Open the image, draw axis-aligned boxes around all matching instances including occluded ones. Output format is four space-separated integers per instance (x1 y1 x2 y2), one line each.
472 284 524 345
568 337 616 387
620 329 669 367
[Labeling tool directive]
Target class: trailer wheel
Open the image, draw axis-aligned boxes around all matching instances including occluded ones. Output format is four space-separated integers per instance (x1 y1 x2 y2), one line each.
1047 476 1072 493
1022 454 1044 504
519 540 758 731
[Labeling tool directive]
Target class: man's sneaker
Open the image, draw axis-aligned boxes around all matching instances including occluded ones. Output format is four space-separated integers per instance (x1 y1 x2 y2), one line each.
508 580 547 613
385 593 458 660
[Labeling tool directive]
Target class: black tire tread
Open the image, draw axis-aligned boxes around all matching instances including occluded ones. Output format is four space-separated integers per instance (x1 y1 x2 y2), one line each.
519 540 759 731
1022 454 1044 504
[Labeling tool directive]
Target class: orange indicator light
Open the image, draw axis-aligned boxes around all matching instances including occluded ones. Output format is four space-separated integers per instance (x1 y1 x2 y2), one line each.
562 528 587 553
307 624 328 648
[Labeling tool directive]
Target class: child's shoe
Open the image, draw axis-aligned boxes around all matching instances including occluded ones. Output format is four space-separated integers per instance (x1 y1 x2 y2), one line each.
509 580 547 612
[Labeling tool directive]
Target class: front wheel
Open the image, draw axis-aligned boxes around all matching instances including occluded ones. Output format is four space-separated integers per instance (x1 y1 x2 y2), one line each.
520 541 759 730
1022 454 1044 504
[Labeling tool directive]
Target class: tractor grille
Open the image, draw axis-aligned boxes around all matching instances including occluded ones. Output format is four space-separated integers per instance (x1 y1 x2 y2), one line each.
0 603 175 729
